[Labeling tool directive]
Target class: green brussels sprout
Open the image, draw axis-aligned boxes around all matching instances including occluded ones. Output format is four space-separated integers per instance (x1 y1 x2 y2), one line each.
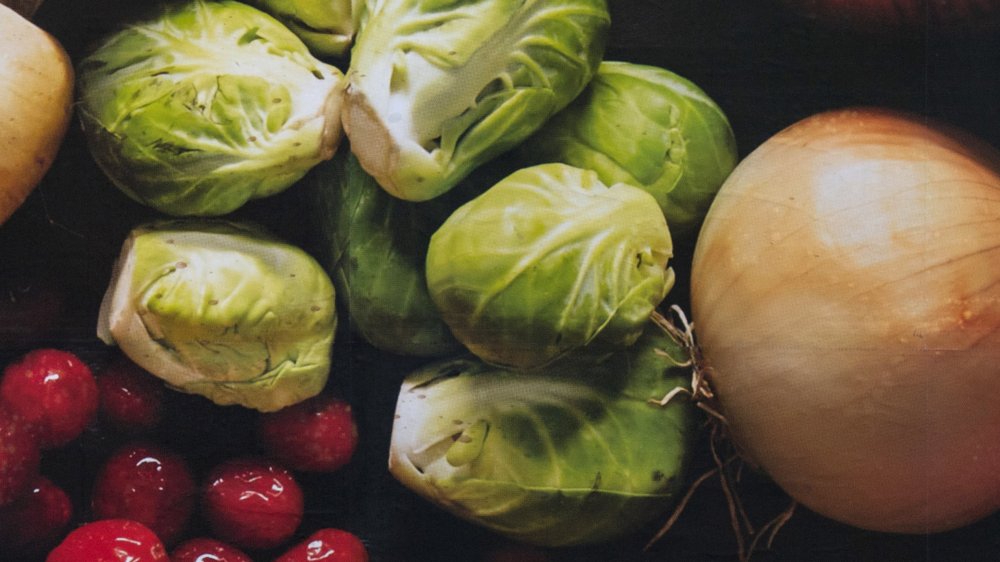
306 147 462 357
96 220 337 412
389 323 695 547
342 0 610 201
426 163 674 370
247 0 362 57
77 0 346 217
520 61 739 244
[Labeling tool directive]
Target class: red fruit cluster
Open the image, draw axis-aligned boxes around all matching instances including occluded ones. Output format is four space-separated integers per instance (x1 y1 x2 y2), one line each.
258 394 359 473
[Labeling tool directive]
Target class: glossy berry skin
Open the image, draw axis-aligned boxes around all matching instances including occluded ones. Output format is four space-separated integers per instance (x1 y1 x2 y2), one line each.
0 348 98 448
202 458 304 550
96 357 165 434
274 528 369 562
0 406 39 506
91 443 195 546
257 394 359 473
169 537 253 562
45 519 168 562
0 476 71 554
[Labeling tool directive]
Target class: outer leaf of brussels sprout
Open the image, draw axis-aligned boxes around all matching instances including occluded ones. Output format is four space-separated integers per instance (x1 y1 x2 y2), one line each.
76 0 345 217
520 61 738 244
306 147 462 357
343 0 610 201
247 0 362 57
426 163 674 370
96 220 337 412
388 324 694 547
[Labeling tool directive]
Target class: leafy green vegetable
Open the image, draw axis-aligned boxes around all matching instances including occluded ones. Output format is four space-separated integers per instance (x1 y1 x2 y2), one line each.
389 322 694 547
342 0 610 201
96 220 337 412
247 0 362 57
426 163 674 370
76 0 345 216
520 61 738 243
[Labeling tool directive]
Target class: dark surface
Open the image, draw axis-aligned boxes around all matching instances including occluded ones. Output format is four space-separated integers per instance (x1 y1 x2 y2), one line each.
2 0 1000 561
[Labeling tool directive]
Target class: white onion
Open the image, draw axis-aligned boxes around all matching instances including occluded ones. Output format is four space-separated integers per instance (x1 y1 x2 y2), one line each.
690 107 1000 534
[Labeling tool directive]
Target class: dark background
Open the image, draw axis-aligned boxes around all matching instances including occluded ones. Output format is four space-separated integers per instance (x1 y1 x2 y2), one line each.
2 0 1000 560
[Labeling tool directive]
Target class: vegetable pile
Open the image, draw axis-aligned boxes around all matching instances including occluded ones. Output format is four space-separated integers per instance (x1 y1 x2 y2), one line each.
0 0 998 561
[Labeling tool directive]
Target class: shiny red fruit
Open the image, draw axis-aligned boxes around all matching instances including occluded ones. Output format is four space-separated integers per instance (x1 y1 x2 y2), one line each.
274 528 369 562
96 356 165 434
0 406 39 506
0 476 71 554
91 443 195 546
257 394 359 473
170 537 253 562
45 519 168 562
0 348 98 448
202 458 304 550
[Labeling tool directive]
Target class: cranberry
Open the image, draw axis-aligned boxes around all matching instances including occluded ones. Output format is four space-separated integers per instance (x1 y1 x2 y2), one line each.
0 476 71 554
0 348 98 448
202 457 304 550
96 356 165 433
170 537 253 562
0 406 39 506
91 443 195 546
274 528 369 562
257 394 359 473
45 519 168 562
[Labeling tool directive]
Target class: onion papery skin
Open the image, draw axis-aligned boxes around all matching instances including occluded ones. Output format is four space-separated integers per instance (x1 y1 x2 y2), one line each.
690 107 1000 534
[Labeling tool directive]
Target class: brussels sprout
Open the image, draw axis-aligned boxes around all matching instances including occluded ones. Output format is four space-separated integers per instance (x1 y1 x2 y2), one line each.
77 0 346 217
520 61 739 243
426 163 674 370
306 147 462 357
96 220 337 412
247 0 362 57
389 323 694 547
342 0 610 201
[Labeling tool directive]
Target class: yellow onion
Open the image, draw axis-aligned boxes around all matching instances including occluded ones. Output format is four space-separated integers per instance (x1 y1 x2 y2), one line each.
0 3 74 225
690 107 1000 534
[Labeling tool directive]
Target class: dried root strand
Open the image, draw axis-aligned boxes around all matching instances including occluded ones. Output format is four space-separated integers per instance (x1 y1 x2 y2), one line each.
646 305 798 562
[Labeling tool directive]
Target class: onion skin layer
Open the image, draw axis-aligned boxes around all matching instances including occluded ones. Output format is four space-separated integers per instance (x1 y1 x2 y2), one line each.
690 107 1000 534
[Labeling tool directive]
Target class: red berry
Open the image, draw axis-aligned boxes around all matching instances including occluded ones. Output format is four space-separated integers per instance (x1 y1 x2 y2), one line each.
0 406 39 506
45 519 168 562
274 528 369 562
202 458 304 550
97 356 165 433
257 394 359 472
170 537 253 562
91 443 195 546
0 476 71 554
1 348 98 448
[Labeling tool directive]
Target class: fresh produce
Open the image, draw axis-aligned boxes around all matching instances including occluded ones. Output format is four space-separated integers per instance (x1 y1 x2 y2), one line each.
201 457 305 550
257 393 359 473
0 2 74 226
75 0 346 217
96 220 337 412
305 149 463 356
169 537 252 562
0 348 98 448
426 163 674 369
518 61 738 246
90 443 196 546
45 519 168 562
690 108 1000 534
388 322 694 546
0 407 39 506
0 477 72 555
273 528 369 562
342 0 610 201
247 0 362 57
96 357 166 434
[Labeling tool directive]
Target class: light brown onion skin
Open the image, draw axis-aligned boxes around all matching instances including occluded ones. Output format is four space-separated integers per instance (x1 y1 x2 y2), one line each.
777 0 1000 33
690 107 1000 534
